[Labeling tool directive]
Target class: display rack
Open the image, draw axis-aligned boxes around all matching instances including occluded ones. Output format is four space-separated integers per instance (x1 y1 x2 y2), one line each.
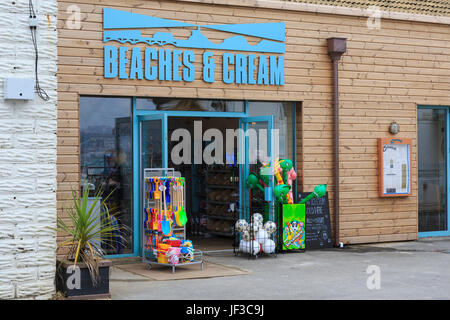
233 205 278 259
205 165 239 237
144 249 204 274
142 168 203 273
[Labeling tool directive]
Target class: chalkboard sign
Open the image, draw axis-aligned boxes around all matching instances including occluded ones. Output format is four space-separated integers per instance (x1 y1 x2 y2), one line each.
298 192 333 249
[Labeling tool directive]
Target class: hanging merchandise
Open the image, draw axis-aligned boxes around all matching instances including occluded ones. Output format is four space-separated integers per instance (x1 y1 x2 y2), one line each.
160 178 172 237
299 184 327 204
172 178 183 227
142 169 203 273
178 177 188 226
241 158 329 254
279 159 297 203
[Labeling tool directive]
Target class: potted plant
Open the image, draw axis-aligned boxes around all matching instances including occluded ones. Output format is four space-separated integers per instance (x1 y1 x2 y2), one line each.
55 183 125 299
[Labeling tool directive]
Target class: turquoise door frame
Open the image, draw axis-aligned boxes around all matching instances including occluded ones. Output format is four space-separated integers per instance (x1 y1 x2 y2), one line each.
105 112 168 259
418 105 450 238
136 113 168 256
106 100 291 258
239 116 275 220
110 100 248 258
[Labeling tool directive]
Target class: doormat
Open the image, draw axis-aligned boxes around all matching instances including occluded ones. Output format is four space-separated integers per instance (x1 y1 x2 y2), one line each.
115 261 250 281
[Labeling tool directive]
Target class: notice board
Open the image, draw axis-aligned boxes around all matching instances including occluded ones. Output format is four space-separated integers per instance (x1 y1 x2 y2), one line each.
298 192 333 249
378 138 412 197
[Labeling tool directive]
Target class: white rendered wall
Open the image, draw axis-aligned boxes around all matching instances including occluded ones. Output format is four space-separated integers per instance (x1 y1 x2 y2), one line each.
0 0 57 299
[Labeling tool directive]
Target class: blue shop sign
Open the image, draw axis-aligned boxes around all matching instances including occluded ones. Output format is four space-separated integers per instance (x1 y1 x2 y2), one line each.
102 8 285 86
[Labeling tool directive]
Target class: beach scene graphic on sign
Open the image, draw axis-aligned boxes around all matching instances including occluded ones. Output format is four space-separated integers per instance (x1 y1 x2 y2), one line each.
102 8 285 54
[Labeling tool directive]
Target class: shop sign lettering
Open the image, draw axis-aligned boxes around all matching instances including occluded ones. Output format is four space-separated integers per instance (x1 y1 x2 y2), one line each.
102 8 285 86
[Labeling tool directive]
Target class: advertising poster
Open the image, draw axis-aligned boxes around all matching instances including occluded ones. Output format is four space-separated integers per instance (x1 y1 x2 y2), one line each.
282 204 306 250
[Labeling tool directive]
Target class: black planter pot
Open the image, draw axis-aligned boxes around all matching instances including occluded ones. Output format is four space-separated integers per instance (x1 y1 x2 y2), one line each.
56 259 112 299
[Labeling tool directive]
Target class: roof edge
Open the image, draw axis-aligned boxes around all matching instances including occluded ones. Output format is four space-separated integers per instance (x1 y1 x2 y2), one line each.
175 0 450 25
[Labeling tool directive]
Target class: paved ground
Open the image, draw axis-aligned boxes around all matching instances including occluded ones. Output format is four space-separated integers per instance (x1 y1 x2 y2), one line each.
110 237 450 299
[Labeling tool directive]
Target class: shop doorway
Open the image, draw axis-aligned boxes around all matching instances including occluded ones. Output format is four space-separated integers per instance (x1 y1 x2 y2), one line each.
418 106 450 237
138 113 275 252
80 97 296 258
168 116 239 251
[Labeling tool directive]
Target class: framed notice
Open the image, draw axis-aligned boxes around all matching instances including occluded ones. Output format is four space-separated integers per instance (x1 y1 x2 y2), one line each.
378 138 412 197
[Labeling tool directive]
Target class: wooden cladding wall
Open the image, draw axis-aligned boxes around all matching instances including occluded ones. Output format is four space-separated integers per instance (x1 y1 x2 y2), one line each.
57 0 450 245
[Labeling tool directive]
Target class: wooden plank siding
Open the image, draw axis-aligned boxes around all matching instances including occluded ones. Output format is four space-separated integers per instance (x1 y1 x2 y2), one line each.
57 0 450 246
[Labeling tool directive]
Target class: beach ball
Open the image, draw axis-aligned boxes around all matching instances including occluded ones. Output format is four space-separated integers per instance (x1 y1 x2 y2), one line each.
181 248 194 262
235 219 249 232
239 240 245 252
240 240 251 253
262 239 276 254
250 240 261 255
264 221 277 234
255 229 269 244
252 213 264 223
250 220 263 234
241 230 250 241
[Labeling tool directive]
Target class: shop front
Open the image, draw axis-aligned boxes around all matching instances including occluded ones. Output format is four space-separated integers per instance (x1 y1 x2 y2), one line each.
58 0 450 260
79 96 296 257
59 1 302 259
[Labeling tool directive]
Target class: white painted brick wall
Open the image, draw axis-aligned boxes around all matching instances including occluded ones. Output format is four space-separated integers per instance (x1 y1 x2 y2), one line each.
0 0 57 300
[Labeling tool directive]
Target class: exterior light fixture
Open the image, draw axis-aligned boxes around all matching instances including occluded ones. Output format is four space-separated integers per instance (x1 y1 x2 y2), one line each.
389 121 400 134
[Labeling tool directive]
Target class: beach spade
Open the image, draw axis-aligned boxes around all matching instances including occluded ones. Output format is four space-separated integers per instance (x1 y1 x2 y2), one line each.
172 178 183 227
246 172 264 193
144 207 151 229
178 177 187 226
160 178 172 236
299 184 327 204
153 178 161 200
151 208 159 231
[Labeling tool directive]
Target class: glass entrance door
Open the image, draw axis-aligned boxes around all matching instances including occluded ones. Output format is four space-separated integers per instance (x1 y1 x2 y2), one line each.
240 116 275 222
137 114 168 253
418 107 450 236
139 114 168 169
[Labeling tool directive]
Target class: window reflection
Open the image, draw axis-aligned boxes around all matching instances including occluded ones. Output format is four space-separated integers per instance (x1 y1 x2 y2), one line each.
248 101 295 161
418 108 448 232
248 101 296 202
136 98 244 112
80 96 133 255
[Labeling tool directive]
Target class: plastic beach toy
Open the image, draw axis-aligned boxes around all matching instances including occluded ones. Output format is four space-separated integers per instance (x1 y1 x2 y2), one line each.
178 177 187 226
299 184 327 204
246 172 264 192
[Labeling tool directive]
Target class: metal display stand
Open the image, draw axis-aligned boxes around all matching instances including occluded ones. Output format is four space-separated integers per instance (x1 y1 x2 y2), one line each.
142 168 203 273
144 250 204 274
233 205 278 259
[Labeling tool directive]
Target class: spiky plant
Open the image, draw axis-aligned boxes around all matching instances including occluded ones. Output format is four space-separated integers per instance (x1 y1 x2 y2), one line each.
57 183 125 285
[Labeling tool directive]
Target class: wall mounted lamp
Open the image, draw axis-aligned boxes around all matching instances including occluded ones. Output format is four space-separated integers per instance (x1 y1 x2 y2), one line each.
389 121 400 134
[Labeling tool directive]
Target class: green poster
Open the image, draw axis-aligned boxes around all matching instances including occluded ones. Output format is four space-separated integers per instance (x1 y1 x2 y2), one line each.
282 204 306 250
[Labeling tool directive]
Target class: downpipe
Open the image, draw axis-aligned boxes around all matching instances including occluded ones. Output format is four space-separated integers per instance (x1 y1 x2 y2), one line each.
327 38 347 248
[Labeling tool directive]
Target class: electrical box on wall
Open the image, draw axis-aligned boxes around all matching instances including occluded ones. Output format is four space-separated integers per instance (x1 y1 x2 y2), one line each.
3 78 35 100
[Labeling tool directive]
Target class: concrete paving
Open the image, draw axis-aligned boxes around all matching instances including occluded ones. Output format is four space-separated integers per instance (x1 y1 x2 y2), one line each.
110 237 450 299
